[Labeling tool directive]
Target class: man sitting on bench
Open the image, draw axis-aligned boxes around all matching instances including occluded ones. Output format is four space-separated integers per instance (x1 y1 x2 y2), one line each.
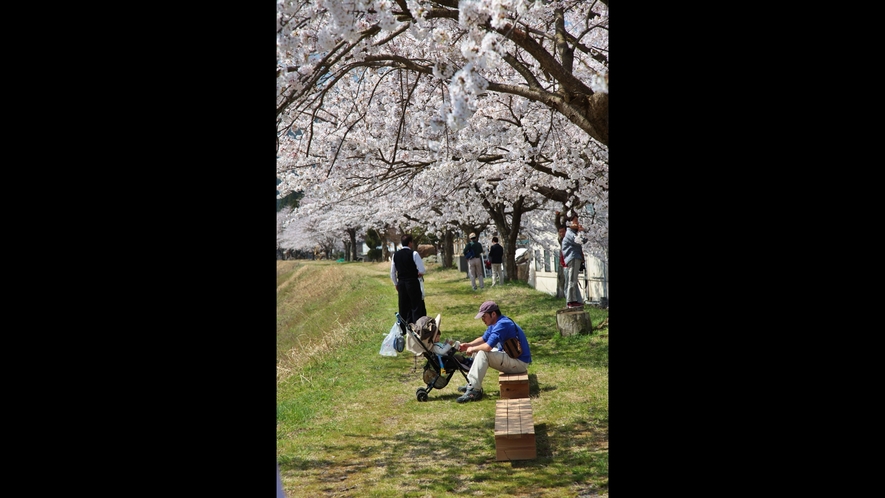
455 301 532 403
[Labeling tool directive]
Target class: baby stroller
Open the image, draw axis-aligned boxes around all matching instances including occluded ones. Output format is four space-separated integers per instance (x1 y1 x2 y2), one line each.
396 313 473 402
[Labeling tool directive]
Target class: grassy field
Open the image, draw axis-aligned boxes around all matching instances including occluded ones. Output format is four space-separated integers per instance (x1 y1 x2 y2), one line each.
277 259 609 498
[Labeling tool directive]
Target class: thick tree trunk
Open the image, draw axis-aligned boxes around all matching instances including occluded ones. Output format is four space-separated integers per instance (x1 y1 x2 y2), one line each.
503 237 517 284
556 308 592 337
443 228 454 268
554 210 567 298
381 227 392 262
347 228 358 261
499 203 524 285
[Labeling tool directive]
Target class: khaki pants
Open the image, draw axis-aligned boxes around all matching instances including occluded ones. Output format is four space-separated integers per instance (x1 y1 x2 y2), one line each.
491 263 503 285
466 350 527 391
468 257 484 289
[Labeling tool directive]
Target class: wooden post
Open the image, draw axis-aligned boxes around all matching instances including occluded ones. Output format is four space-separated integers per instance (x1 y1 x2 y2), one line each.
556 308 593 337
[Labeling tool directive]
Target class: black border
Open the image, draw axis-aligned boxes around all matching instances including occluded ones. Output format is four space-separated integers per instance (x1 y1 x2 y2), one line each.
90 6 277 495
613 11 786 493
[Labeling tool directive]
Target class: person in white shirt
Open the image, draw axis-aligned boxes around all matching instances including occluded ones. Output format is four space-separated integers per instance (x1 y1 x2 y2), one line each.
390 234 427 324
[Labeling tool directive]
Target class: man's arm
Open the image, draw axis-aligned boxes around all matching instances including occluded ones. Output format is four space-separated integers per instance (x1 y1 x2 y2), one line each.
390 260 398 286
413 251 426 275
466 341 493 354
458 336 489 354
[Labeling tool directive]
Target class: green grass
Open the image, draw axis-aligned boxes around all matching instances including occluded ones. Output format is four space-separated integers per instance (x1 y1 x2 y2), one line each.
277 260 609 497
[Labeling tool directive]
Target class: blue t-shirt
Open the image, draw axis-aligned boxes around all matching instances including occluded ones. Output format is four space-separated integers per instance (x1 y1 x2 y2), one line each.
481 315 532 364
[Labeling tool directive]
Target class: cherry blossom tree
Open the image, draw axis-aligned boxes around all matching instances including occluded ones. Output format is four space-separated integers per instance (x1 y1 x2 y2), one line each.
278 202 337 258
277 206 293 259
277 0 608 144
276 0 608 279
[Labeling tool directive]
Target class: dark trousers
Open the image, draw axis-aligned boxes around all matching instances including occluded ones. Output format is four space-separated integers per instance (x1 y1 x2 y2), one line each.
398 278 427 325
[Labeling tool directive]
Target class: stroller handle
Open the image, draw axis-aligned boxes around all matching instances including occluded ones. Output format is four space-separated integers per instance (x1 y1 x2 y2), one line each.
395 312 412 338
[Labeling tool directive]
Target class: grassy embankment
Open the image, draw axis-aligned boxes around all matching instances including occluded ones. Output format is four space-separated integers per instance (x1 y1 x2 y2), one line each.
277 259 608 498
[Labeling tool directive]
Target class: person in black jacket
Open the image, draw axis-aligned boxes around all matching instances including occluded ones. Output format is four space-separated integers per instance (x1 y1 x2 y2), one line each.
390 234 427 325
463 232 484 291
488 236 504 286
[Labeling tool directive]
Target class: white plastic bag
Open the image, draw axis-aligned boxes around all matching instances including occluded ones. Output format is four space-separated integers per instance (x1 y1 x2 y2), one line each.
379 323 399 356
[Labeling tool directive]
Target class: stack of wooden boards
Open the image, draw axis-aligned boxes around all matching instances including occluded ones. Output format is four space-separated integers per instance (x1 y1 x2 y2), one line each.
494 372 536 461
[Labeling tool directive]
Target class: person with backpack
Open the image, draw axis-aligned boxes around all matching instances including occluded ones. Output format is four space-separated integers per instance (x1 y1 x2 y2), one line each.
463 232 485 291
390 234 427 325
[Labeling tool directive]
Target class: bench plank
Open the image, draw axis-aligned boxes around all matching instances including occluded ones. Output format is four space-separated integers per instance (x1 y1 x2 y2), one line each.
494 398 536 461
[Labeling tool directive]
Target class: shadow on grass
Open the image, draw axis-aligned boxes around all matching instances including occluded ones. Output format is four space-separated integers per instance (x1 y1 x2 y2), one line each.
528 373 546 397
279 414 608 494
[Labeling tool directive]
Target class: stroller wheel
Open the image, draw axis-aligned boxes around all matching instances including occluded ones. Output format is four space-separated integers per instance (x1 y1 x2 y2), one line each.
416 388 429 402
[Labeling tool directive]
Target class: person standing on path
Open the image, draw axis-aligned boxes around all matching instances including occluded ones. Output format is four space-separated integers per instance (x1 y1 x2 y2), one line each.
390 234 427 325
455 301 532 403
463 232 485 291
488 236 504 286
562 216 588 308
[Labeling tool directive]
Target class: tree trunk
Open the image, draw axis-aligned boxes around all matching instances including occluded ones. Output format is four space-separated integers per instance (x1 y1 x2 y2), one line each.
554 210 567 298
556 252 566 299
381 226 392 262
499 203 524 285
346 228 357 261
479 192 538 285
556 308 592 337
443 228 454 268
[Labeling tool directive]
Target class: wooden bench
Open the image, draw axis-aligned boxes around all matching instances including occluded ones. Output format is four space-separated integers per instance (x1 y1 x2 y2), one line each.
498 372 529 399
494 398 536 461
